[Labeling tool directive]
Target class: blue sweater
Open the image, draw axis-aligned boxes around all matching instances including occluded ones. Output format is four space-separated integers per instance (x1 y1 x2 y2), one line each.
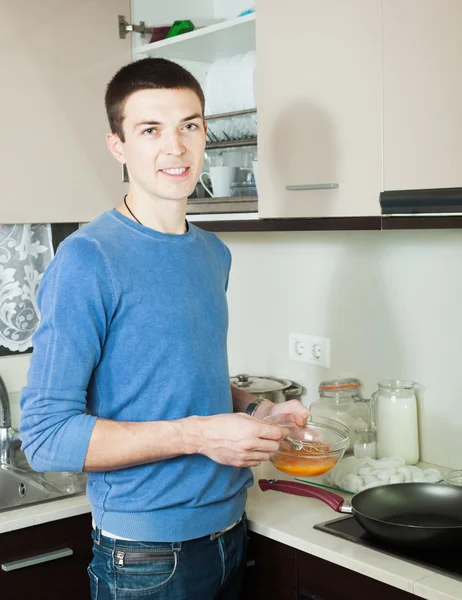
20 210 252 541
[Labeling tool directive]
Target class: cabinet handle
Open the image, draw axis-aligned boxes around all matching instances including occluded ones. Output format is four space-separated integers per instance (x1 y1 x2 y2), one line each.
1 547 73 572
285 184 339 191
298 591 325 600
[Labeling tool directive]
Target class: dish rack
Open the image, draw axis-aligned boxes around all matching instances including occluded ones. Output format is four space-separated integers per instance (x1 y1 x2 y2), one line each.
187 108 258 214
205 108 257 149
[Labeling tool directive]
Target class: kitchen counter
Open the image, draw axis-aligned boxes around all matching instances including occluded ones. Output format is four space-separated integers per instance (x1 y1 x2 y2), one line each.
0 493 91 535
0 463 460 600
247 463 462 600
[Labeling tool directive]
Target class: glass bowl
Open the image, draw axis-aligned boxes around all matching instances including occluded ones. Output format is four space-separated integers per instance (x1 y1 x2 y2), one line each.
443 470 462 486
264 414 350 477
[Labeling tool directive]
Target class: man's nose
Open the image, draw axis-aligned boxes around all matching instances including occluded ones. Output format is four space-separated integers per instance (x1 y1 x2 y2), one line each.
163 131 186 156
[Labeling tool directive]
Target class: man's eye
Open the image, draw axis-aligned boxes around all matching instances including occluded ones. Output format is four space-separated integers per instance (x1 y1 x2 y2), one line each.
183 123 199 131
142 128 157 135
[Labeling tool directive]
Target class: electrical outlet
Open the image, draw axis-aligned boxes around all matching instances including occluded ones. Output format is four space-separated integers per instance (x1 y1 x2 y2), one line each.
289 333 330 367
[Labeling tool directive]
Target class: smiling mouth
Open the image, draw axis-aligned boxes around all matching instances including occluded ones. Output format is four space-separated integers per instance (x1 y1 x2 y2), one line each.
159 167 190 178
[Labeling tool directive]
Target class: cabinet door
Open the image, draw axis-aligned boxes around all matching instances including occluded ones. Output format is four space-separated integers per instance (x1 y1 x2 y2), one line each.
243 532 297 600
298 549 416 600
256 0 382 219
0 514 92 600
1 1 131 223
383 0 462 191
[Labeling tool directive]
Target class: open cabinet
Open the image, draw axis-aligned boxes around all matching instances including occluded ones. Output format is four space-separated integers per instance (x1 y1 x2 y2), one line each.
0 0 257 223
129 0 258 220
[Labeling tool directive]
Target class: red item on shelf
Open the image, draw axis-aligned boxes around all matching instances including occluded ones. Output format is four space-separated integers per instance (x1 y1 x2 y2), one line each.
149 26 171 43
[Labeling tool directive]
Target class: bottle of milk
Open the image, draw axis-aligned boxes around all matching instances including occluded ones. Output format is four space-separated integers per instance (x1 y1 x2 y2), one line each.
373 380 420 464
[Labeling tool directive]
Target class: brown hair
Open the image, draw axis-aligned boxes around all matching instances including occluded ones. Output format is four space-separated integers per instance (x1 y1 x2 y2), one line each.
105 58 205 142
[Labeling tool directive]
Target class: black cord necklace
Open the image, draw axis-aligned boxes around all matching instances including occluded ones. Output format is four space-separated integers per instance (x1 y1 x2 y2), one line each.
123 194 189 233
124 194 142 225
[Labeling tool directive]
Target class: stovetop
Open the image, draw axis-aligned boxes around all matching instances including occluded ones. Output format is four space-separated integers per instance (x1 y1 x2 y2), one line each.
314 516 462 581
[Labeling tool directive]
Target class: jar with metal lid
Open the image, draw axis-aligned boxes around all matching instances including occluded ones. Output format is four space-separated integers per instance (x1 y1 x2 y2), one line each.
230 374 303 403
309 378 371 452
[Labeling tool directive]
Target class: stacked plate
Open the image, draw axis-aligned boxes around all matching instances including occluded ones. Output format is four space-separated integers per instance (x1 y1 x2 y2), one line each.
205 51 257 141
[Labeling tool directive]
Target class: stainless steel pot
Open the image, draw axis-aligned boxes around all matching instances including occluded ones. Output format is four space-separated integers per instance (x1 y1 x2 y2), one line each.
230 373 303 403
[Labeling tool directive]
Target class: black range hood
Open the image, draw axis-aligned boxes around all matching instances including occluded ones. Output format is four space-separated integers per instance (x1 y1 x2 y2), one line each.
380 187 462 215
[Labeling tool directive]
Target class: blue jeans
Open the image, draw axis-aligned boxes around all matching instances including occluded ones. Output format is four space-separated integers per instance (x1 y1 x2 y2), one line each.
88 517 248 599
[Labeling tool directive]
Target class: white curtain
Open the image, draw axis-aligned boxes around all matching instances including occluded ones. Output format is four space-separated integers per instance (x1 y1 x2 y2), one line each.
0 224 54 352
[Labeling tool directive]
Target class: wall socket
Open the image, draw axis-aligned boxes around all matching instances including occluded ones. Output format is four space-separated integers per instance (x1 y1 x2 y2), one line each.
289 333 330 367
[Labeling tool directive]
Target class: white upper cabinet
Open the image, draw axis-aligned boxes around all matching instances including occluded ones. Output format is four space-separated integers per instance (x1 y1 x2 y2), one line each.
0 1 131 224
7 1 459 224
383 0 462 191
255 0 383 219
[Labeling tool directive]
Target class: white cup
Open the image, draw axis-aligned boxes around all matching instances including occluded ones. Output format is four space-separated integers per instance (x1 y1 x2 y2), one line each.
200 166 251 198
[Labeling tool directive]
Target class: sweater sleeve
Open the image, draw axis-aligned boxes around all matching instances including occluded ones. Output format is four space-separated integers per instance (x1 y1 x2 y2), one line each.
224 246 232 293
19 235 117 472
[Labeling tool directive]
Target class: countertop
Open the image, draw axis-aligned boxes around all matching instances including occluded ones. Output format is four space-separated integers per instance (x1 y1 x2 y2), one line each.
0 463 461 600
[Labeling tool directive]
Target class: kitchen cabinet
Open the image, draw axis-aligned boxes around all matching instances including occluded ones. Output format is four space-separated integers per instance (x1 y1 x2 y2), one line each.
2 0 257 223
297 548 416 600
243 532 297 599
383 0 462 192
1 1 131 224
131 1 258 218
5 1 462 225
0 513 92 600
244 532 416 600
255 0 382 219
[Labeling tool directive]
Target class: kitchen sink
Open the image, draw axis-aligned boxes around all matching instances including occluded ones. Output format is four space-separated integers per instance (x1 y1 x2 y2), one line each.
0 461 86 513
0 464 61 510
0 379 86 512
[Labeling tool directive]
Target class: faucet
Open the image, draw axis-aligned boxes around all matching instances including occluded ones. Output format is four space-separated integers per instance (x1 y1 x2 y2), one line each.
0 375 21 465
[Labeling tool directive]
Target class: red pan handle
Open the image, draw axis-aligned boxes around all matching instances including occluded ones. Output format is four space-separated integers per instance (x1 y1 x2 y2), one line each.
259 479 345 512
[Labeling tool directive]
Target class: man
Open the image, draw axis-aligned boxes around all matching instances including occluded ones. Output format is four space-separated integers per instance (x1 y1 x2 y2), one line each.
20 58 309 599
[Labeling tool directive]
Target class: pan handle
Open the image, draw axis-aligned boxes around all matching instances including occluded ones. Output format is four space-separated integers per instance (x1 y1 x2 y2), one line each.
259 479 346 512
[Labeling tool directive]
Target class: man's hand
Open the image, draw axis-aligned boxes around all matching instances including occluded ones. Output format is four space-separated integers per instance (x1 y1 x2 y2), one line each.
255 399 310 427
191 413 288 468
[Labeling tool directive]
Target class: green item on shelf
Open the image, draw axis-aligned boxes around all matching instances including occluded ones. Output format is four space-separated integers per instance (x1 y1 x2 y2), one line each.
166 20 195 38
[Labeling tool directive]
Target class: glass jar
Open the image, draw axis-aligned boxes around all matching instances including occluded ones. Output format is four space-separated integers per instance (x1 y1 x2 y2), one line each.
353 428 377 459
372 380 420 464
310 378 371 452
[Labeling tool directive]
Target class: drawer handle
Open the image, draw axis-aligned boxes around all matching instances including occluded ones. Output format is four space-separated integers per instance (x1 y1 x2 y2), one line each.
285 184 339 191
1 547 73 572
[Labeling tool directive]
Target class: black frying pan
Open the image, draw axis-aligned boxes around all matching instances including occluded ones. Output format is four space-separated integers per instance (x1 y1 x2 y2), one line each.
259 479 462 549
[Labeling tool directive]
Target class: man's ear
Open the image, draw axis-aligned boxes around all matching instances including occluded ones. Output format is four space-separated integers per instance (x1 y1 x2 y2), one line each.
106 132 125 164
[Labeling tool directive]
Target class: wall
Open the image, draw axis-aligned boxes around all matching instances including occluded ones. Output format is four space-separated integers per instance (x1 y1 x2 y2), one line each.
0 355 30 429
2 228 461 469
221 229 462 470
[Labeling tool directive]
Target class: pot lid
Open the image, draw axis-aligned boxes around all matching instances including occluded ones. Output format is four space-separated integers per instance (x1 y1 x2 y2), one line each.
230 373 291 393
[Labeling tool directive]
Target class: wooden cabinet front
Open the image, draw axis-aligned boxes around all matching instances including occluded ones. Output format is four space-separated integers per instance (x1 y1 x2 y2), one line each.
243 531 297 600
244 532 417 600
297 547 415 600
0 513 92 600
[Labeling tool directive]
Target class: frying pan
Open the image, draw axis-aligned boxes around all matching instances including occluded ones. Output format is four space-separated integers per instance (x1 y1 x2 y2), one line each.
259 479 462 549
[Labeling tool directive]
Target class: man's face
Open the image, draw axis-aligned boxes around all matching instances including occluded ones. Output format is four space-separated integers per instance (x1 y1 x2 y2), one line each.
109 88 207 202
